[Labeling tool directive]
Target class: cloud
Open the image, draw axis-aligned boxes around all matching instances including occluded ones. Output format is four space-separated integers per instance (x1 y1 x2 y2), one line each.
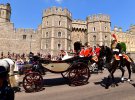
55 0 63 4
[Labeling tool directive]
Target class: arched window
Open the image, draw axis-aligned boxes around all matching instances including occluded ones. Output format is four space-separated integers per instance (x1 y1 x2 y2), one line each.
59 21 61 26
46 21 48 25
58 32 61 37
45 44 48 49
57 44 61 50
46 32 49 37
105 27 107 31
93 27 96 32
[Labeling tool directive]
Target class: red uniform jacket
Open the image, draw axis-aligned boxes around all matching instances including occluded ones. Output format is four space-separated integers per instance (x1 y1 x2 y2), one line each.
95 47 101 56
79 49 85 56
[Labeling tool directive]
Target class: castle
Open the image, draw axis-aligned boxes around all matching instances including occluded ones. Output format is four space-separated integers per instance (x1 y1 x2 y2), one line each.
0 3 135 55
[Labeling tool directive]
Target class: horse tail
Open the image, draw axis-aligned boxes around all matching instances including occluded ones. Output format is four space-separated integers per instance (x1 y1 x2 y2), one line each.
129 56 135 73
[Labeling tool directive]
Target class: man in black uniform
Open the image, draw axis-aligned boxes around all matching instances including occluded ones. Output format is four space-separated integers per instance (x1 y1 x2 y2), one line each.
0 66 14 100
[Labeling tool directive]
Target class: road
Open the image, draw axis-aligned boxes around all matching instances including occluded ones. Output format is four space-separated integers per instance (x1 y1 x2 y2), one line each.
15 69 135 100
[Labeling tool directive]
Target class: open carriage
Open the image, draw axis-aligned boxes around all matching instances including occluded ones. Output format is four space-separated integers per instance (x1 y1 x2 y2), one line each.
22 56 91 92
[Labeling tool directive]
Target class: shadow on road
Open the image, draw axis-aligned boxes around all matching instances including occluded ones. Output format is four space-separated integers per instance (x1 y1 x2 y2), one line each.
94 77 123 89
43 77 69 87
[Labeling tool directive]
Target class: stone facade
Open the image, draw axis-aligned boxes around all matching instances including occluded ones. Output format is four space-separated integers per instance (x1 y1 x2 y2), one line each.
112 26 135 52
41 7 72 55
0 3 135 55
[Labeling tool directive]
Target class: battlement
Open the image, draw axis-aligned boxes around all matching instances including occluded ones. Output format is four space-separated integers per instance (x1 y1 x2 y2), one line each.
113 26 123 32
43 7 72 19
130 25 135 29
72 20 86 24
14 28 36 33
0 3 11 11
87 14 110 23
72 19 87 30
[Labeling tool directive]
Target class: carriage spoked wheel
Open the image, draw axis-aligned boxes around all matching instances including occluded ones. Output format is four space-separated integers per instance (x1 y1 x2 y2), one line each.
68 62 90 86
22 72 43 92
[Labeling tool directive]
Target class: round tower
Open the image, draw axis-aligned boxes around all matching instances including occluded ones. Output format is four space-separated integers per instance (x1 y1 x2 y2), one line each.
0 3 11 23
87 14 111 46
41 7 72 55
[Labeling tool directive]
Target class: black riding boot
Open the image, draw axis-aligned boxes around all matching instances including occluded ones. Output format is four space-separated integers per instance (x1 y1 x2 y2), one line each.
120 56 124 67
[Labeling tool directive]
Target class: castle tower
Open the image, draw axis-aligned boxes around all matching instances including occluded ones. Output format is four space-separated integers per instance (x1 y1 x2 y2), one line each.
87 14 111 46
41 7 72 55
0 3 11 23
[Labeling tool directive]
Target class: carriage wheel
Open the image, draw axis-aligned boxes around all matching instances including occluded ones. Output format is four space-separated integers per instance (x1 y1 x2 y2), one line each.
68 62 90 86
22 72 43 92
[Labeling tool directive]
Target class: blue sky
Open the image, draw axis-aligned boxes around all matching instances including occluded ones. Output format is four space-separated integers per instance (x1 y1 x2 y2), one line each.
1 0 135 32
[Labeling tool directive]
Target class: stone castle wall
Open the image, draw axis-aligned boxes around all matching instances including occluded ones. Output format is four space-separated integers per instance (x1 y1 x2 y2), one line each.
112 26 135 52
0 3 135 56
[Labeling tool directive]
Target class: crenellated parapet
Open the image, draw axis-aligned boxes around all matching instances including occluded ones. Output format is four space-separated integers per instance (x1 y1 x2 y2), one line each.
130 25 135 30
72 19 87 31
43 7 72 20
87 14 110 23
0 3 11 12
128 25 135 34
14 28 36 33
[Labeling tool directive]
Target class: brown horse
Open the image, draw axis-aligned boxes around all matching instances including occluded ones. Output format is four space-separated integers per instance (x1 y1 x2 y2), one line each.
99 46 135 89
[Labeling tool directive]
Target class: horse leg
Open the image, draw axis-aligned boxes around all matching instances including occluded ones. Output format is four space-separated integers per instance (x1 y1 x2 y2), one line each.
110 68 118 87
105 67 116 89
126 62 132 82
119 66 125 82
105 74 111 89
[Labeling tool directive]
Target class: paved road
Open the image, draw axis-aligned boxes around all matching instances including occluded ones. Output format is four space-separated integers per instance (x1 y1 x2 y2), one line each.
15 69 135 100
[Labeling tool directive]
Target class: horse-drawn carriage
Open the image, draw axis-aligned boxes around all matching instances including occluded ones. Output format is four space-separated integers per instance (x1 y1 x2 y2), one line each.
22 56 91 92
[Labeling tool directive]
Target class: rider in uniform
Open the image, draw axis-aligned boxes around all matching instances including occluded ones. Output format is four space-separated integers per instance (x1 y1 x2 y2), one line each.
111 34 123 67
0 66 14 100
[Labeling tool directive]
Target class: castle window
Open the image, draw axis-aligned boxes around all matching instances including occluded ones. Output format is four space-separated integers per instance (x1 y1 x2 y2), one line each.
93 27 96 32
59 21 61 26
47 21 48 25
58 32 62 37
2 11 4 15
45 44 48 49
105 27 107 31
23 35 27 39
46 32 49 37
57 44 61 50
